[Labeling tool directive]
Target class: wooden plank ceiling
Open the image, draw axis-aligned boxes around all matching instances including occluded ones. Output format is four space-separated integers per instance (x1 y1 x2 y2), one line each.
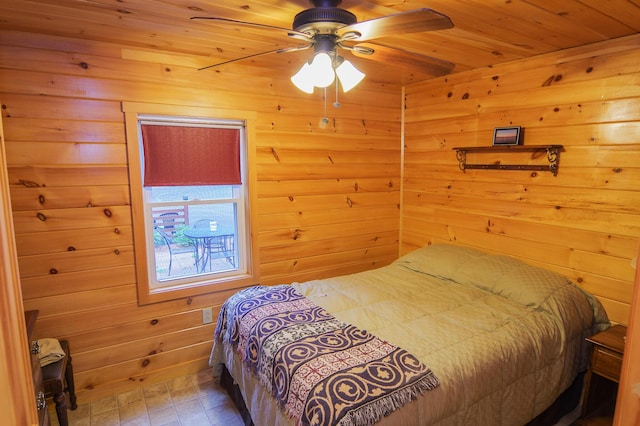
1 0 639 86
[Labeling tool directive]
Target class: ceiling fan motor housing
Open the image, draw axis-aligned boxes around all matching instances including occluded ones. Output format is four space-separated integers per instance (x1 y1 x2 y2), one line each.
293 6 357 34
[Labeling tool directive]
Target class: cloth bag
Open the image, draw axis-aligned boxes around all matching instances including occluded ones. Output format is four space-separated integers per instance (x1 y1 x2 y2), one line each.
37 338 65 367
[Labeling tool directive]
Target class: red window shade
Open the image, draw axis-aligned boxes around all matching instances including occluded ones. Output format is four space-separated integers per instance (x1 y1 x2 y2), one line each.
141 125 241 186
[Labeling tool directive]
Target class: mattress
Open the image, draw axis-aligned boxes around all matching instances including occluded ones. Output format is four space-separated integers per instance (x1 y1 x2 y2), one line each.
210 244 610 425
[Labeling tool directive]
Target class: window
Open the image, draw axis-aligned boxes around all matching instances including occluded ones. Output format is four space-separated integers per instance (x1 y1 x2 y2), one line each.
124 103 259 304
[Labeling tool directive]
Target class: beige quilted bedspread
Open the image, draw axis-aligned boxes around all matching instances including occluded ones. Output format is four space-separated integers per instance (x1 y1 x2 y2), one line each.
211 244 610 425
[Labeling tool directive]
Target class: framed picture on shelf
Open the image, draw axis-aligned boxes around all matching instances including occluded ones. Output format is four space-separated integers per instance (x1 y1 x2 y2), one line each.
492 126 522 146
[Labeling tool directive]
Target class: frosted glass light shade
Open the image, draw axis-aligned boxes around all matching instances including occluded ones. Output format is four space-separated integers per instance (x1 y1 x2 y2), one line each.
335 60 365 92
309 52 335 88
290 62 315 94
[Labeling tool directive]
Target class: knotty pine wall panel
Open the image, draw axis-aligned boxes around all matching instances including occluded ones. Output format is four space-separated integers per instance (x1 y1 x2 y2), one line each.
403 34 640 326
0 29 401 401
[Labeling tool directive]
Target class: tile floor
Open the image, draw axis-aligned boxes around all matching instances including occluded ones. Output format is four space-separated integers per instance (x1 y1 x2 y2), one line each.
46 367 582 426
48 369 244 426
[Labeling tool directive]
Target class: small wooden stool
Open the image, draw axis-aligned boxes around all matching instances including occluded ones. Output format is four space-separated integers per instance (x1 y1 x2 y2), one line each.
42 340 78 426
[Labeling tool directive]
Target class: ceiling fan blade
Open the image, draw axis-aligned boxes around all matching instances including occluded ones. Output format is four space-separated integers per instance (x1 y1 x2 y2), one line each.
337 9 453 42
191 16 313 42
351 42 455 77
198 44 312 71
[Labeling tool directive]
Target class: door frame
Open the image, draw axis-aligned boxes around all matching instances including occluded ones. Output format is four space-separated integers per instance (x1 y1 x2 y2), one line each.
0 103 38 425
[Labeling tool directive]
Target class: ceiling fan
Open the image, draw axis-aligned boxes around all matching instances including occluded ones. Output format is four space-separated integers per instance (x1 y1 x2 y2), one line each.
192 0 455 92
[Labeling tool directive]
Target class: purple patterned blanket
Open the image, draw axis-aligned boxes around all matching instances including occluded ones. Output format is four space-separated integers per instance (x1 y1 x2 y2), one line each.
214 285 440 426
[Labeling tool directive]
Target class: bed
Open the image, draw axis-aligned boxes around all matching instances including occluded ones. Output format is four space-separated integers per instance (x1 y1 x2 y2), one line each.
210 244 610 425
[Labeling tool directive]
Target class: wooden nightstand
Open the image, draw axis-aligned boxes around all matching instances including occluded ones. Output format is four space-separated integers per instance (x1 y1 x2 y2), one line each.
578 324 626 425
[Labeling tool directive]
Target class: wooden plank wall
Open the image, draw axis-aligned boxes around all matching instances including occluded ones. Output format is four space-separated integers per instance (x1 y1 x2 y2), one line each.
402 33 640 326
0 29 401 401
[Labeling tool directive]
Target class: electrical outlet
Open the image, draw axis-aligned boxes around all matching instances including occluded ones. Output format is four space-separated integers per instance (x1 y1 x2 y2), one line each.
202 307 213 324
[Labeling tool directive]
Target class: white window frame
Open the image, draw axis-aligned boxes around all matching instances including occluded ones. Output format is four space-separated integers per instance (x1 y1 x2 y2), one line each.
123 103 259 304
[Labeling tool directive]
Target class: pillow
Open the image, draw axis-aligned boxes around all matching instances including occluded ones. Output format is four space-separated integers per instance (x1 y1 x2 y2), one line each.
396 244 576 309
394 244 486 279
456 254 574 308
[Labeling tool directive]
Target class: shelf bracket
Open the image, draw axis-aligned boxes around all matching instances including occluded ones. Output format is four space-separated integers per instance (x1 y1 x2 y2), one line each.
546 146 560 176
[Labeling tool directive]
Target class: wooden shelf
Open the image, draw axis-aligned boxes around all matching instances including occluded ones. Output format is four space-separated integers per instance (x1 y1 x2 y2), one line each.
452 145 563 176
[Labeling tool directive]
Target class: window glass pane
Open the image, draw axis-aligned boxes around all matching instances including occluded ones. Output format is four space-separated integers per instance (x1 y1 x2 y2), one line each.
151 195 239 286
150 185 235 202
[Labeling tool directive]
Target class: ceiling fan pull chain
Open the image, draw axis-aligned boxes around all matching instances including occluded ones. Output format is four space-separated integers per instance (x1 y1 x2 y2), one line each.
320 87 330 127
324 87 327 117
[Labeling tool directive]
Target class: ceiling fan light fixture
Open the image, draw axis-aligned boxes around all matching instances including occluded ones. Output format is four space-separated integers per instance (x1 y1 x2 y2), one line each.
335 59 365 92
291 53 365 93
